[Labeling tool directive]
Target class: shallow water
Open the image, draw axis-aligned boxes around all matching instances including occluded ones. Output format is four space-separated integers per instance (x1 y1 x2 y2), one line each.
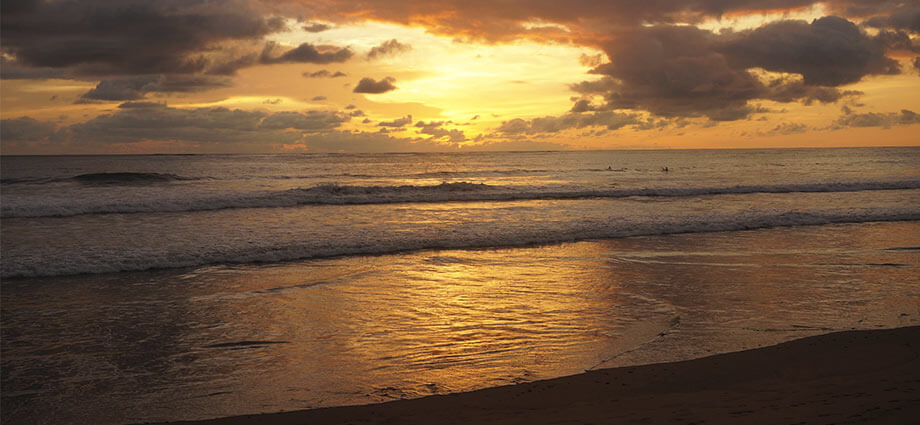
2 222 918 424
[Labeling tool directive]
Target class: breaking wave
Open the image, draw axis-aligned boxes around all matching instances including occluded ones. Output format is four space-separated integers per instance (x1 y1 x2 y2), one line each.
3 208 917 278
3 180 920 218
2 172 197 186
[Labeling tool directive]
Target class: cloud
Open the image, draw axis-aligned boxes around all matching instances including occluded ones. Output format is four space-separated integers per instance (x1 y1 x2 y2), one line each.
259 110 348 130
579 53 606 67
2 103 353 152
0 56 74 80
377 115 413 127
570 99 600 112
570 16 893 122
0 117 60 142
354 77 397 93
1 0 285 76
1 111 573 153
761 77 863 105
720 16 899 86
592 25 765 120
758 122 810 136
261 42 354 64
873 30 919 53
832 109 920 128
302 69 347 78
303 22 332 32
414 121 466 141
864 6 920 33
497 111 638 134
414 120 448 128
288 0 833 42
367 39 412 59
80 75 233 101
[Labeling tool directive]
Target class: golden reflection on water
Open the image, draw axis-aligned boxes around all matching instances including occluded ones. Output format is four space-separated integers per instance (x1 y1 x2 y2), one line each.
2 222 918 424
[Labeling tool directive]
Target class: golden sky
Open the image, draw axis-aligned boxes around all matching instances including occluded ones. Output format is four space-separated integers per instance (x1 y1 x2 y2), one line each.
1 0 919 153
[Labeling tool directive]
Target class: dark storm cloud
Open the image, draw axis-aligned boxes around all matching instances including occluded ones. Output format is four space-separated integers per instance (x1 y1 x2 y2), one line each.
0 0 285 76
863 6 920 32
261 42 354 64
873 30 920 53
354 77 397 94
366 39 412 60
0 56 74 80
825 0 910 17
720 16 899 86
0 117 59 142
80 75 233 101
377 115 413 127
564 16 898 123
593 25 763 120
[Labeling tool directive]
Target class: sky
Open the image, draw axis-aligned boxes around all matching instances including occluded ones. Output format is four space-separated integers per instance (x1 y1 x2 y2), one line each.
1 0 919 153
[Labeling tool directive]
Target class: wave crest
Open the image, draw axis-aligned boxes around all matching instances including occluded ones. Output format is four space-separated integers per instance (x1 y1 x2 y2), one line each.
3 180 919 218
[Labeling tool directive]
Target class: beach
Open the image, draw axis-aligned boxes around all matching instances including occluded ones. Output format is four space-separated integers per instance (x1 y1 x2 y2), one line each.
154 326 920 425
2 150 919 424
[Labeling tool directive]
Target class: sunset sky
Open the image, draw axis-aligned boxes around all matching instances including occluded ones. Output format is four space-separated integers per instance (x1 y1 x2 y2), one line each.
1 0 919 153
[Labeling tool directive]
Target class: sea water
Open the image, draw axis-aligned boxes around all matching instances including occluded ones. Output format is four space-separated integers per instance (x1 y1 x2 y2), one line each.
2 148 919 424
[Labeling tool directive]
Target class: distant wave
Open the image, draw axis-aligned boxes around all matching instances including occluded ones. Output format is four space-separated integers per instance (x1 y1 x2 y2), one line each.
2 172 197 186
71 172 199 185
3 180 920 218
3 208 917 278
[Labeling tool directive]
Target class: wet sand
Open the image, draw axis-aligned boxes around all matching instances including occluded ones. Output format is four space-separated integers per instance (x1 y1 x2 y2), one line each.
152 326 920 425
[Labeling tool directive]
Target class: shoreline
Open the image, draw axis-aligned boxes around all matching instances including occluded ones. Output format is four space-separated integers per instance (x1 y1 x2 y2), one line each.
148 326 920 425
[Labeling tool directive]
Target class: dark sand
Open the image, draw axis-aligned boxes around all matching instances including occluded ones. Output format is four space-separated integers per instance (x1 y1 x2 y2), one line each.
153 326 920 425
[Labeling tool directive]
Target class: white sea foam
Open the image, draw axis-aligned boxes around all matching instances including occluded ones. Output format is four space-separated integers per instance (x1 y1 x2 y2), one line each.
3 179 919 218
3 207 917 278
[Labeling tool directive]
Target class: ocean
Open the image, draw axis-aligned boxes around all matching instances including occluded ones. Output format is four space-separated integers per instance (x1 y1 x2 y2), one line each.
2 148 919 424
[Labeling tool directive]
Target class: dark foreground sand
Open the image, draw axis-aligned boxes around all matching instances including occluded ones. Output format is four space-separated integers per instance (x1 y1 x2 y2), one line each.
155 326 920 425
